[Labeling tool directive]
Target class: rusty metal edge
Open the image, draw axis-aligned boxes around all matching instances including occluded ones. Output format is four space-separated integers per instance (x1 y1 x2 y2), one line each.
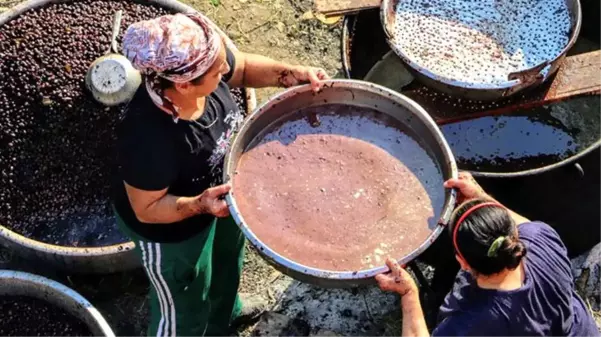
341 15 355 79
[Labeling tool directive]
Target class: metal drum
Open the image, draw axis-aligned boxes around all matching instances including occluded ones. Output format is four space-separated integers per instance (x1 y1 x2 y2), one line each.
224 79 458 288
0 0 257 274
0 270 115 336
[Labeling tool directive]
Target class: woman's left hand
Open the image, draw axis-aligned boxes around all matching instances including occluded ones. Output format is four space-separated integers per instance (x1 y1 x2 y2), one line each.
376 258 419 297
279 66 329 92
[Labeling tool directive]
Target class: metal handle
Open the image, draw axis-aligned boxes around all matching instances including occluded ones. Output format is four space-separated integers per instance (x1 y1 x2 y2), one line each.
573 162 584 178
504 61 551 97
438 187 457 226
108 10 123 54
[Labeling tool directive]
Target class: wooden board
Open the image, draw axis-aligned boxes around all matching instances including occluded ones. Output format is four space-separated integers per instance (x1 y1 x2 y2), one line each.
314 0 381 16
401 50 601 124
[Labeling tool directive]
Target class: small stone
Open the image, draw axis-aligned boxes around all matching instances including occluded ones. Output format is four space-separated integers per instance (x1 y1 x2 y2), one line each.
571 243 601 311
252 312 292 336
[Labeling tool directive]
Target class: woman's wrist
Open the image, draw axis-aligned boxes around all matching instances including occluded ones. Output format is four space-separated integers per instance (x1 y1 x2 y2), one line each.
177 195 205 216
399 285 419 298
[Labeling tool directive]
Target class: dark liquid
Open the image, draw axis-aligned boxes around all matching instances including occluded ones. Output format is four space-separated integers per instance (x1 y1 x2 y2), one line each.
442 115 575 172
0 296 92 336
441 98 600 173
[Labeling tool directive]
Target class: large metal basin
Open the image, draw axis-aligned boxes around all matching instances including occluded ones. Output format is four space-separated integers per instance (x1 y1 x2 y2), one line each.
224 79 458 288
0 0 256 274
0 270 115 336
379 0 582 101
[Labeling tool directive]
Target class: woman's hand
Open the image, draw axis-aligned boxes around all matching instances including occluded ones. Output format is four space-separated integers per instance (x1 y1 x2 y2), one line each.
278 66 329 92
197 183 231 218
376 258 418 297
444 171 490 203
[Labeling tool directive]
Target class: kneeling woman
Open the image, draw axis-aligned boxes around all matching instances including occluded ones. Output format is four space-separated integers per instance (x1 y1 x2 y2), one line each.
377 172 599 336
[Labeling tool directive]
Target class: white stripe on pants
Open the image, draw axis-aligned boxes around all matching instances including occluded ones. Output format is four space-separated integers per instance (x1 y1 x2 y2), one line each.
140 241 176 336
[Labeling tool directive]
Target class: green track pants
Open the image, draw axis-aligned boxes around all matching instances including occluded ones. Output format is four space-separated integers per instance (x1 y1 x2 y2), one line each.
115 212 246 336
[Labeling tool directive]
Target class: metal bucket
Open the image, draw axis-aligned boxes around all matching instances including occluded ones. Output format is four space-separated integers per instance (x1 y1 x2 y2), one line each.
0 0 257 274
224 79 458 288
0 270 115 336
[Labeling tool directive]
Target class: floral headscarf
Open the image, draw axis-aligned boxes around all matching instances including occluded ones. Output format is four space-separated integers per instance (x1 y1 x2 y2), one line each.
122 13 221 119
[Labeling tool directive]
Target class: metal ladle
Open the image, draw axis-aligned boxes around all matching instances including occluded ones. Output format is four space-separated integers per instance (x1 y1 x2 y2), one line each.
85 10 141 106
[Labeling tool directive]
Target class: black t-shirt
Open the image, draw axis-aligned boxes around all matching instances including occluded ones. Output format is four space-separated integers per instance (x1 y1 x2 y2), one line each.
113 47 244 243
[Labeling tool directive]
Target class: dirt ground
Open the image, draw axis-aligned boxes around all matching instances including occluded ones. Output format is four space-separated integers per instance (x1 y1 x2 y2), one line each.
183 0 343 102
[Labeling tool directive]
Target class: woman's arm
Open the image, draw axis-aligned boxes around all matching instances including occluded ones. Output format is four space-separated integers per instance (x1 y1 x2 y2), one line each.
376 259 430 337
444 172 530 225
124 182 230 224
400 291 430 337
227 51 328 91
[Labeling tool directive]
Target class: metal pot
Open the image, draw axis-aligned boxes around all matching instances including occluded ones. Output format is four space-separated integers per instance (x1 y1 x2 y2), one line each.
0 0 257 274
379 0 583 101
224 79 458 288
0 270 115 336
85 10 142 107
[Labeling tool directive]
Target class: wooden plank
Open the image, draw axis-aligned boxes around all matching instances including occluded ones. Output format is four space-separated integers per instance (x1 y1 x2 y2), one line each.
401 50 601 124
314 0 381 16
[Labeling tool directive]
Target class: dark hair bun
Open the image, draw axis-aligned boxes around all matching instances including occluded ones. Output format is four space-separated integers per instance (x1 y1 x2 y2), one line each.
496 237 527 270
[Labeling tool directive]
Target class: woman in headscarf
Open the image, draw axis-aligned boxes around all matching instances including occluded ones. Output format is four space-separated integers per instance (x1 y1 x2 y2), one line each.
112 13 328 336
377 172 599 336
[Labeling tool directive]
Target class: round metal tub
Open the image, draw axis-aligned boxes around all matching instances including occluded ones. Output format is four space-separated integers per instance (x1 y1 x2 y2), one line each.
224 79 458 288
342 7 601 178
0 0 257 274
378 0 582 101
0 270 115 336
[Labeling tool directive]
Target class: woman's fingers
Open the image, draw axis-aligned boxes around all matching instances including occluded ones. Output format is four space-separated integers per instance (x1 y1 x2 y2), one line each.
306 68 324 92
213 199 230 218
458 171 473 180
385 258 402 275
377 260 419 295
315 68 330 80
444 178 468 190
375 274 397 292
206 183 231 198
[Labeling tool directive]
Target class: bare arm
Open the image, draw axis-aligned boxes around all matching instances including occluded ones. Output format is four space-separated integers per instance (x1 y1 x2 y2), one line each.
124 182 230 224
484 195 530 225
227 51 328 90
444 172 530 225
376 259 430 337
400 291 430 337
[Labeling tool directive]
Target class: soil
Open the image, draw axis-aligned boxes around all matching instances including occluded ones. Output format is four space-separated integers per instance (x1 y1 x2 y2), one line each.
234 105 444 271
0 296 92 336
